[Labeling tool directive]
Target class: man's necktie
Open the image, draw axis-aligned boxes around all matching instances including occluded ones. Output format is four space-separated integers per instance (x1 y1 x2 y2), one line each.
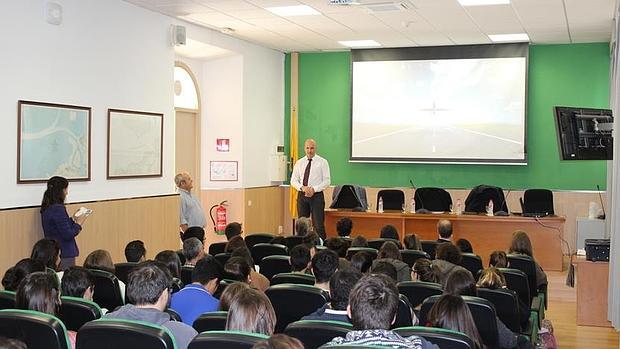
302 158 312 186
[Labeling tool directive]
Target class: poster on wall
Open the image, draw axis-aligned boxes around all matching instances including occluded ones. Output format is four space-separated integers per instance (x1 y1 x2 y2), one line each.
17 100 91 183
107 108 163 179
210 161 238 181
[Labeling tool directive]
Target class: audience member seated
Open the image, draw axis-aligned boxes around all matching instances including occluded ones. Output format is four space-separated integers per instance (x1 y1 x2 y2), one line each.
295 217 313 236
225 222 243 240
350 236 368 248
508 231 548 290
311 249 339 292
350 251 373 274
433 243 470 287
412 258 439 283
455 239 473 253
181 226 205 243
478 267 530 330
336 217 353 238
302 268 362 323
105 262 198 349
2 258 45 291
371 261 398 281
225 235 247 253
15 272 77 348
436 220 453 243
183 237 205 267
61 266 95 302
444 269 519 349
124 240 146 263
326 237 351 270
155 250 182 279
171 255 222 326
84 249 125 300
251 334 304 349
324 274 438 349
224 256 252 284
489 251 508 268
427 294 484 349
230 247 270 291
404 234 422 251
225 287 276 336
31 238 61 271
372 241 411 282
380 224 400 241
290 245 312 274
218 282 251 311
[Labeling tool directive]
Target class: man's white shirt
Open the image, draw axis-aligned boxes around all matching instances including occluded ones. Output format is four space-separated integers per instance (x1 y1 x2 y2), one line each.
291 155 331 193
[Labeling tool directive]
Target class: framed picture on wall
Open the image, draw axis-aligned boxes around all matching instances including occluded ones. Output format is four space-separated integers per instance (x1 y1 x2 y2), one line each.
210 161 238 181
107 108 163 179
17 100 91 183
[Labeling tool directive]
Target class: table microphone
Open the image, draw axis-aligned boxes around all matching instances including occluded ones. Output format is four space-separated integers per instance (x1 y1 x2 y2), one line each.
495 189 511 216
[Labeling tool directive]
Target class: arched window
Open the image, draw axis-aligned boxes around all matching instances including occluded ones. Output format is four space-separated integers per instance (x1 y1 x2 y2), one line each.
174 64 199 110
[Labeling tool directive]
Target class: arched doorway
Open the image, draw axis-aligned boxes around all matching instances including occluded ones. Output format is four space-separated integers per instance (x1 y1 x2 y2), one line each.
174 61 201 187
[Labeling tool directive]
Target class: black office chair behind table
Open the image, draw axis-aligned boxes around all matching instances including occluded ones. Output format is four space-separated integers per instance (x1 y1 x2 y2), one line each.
521 189 554 216
464 184 507 214
376 189 405 211
414 187 452 212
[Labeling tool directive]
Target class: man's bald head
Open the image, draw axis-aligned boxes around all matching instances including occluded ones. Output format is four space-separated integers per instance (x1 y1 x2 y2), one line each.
304 139 317 158
437 219 453 239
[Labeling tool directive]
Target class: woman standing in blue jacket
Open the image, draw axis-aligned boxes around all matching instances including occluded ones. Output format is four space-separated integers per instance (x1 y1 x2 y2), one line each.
40 176 88 270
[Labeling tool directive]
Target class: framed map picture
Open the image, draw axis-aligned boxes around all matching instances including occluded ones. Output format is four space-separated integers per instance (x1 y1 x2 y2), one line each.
17 100 91 183
210 161 238 181
107 109 163 179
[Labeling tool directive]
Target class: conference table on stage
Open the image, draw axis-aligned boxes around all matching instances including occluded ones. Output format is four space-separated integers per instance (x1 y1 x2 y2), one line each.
324 210 565 271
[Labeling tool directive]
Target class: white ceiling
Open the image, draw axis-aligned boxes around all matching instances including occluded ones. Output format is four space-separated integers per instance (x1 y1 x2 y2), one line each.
126 0 616 53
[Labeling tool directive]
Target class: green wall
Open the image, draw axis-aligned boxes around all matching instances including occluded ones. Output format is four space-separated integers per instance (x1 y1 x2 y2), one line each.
285 43 610 190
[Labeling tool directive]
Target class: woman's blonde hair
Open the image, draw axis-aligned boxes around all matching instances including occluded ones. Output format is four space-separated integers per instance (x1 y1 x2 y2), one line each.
84 249 115 273
225 287 276 335
477 267 506 289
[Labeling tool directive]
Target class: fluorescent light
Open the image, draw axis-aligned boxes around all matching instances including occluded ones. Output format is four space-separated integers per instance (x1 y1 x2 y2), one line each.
265 5 320 16
458 0 510 5
338 40 381 48
488 33 530 42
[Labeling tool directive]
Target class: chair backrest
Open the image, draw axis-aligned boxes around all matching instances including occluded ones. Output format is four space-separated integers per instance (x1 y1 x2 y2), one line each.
397 281 443 308
192 311 228 332
180 265 194 286
270 272 316 286
392 294 414 329
214 253 232 267
171 278 184 294
114 262 139 284
208 241 227 256
477 288 520 333
212 279 233 299
330 184 368 210
420 240 438 260
459 253 483 277
498 268 531 308
251 243 288 265
394 326 474 349
245 233 275 249
368 238 402 250
414 187 452 212
0 309 71 349
522 189 554 215
284 235 304 249
400 250 430 267
464 185 507 213
419 295 500 349
165 307 182 322
76 318 176 349
89 269 124 310
265 284 328 333
259 255 292 280
377 189 405 211
284 320 353 349
0 290 16 310
506 254 538 302
345 247 379 261
188 330 269 349
58 296 103 331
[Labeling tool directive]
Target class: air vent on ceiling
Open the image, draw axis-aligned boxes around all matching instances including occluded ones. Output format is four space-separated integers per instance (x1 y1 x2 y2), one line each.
363 1 415 12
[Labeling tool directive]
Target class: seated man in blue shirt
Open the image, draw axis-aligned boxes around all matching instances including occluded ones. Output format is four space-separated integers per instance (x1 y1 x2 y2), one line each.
170 255 222 326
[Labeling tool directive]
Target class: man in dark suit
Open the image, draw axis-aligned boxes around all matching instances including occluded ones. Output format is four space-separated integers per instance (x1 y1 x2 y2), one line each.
436 219 453 243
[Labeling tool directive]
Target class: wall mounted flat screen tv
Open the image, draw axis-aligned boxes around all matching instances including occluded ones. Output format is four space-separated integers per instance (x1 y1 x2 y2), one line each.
350 43 528 165
554 106 613 160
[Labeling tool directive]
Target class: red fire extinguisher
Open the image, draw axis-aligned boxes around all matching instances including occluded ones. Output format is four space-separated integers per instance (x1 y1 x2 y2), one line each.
209 200 228 235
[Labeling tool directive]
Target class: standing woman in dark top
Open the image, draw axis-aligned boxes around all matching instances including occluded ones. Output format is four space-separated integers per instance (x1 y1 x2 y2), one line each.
40 176 87 270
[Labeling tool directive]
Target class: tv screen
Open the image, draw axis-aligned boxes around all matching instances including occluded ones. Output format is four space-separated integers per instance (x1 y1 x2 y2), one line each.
554 106 613 160
350 43 528 165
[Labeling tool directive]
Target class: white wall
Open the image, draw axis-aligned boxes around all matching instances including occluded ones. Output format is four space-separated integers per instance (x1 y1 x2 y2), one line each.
0 0 176 208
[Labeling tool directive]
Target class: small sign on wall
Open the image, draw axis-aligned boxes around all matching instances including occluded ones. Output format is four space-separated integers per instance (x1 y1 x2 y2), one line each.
210 161 238 181
216 138 230 152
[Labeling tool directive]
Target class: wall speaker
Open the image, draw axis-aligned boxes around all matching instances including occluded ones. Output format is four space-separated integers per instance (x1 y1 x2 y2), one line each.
171 25 186 46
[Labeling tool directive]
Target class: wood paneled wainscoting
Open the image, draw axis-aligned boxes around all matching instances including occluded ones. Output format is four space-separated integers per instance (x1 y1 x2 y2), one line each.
0 194 180 276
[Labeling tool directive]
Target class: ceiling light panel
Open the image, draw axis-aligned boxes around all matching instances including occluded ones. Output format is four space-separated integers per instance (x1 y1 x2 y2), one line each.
338 39 381 47
488 33 530 41
265 5 321 16
458 0 510 6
